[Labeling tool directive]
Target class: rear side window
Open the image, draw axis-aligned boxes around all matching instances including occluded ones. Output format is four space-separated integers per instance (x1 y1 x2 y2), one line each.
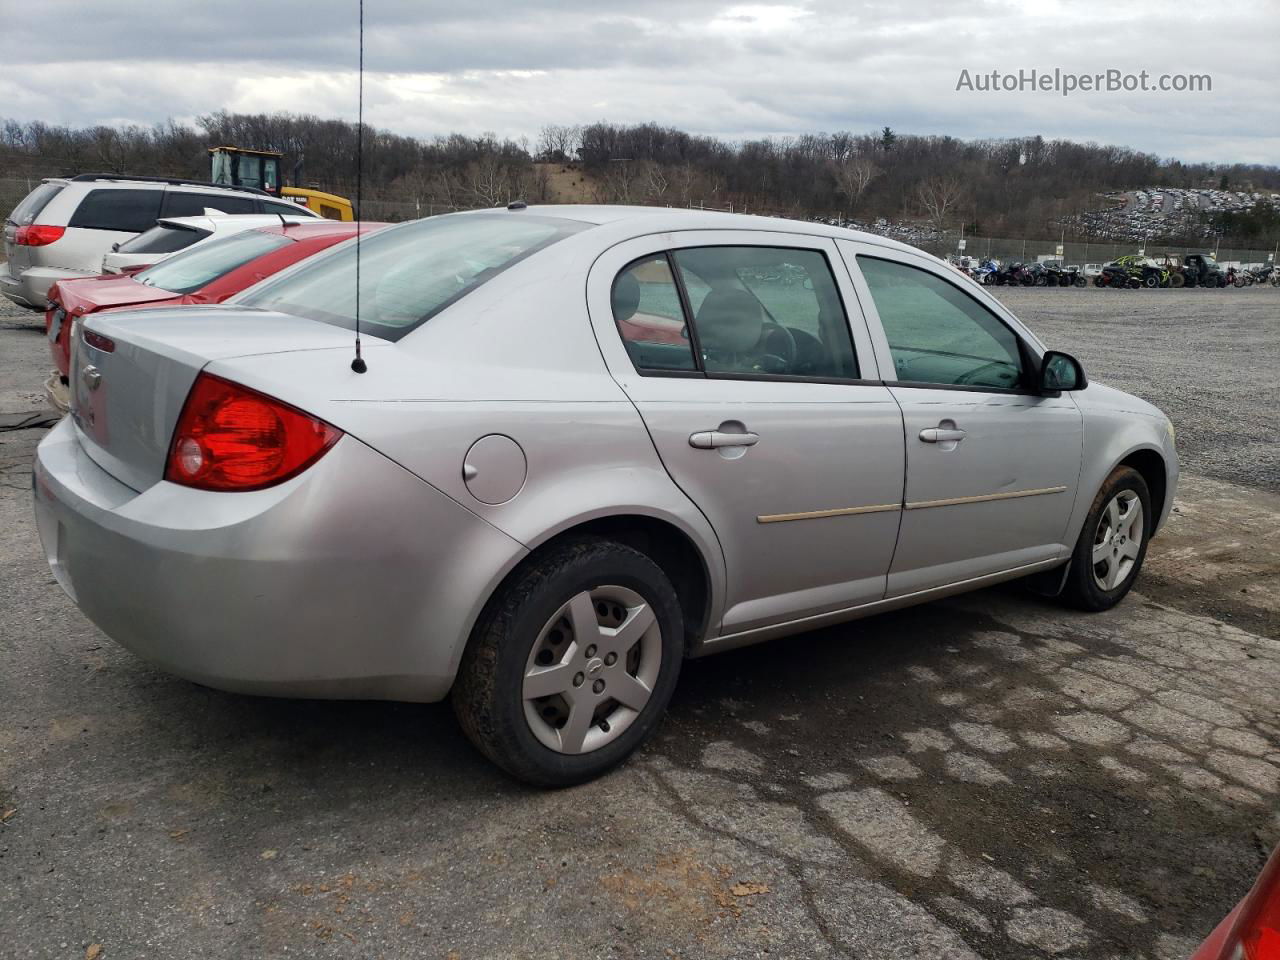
161 191 257 217
234 213 587 342
8 182 64 225
135 230 291 295
194 193 256 215
263 200 309 218
612 246 861 381
117 223 210 255
68 189 163 232
611 256 698 372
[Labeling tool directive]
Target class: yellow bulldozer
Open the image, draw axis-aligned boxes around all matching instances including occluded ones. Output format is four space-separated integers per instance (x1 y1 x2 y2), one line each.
208 146 354 221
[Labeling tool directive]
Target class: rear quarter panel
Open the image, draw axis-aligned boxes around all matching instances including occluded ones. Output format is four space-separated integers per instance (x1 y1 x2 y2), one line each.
205 243 728 655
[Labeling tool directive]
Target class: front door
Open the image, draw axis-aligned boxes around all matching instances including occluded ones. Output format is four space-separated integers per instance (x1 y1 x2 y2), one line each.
841 242 1084 597
587 232 905 638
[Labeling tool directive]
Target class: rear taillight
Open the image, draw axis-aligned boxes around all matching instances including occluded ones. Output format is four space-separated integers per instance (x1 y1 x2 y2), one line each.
14 224 65 246
164 373 341 491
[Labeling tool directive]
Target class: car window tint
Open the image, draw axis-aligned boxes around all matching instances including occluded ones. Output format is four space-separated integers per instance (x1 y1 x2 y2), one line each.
67 189 163 232
194 193 256 215
858 255 1024 390
611 255 697 372
8 182 64 225
263 200 308 218
673 246 859 379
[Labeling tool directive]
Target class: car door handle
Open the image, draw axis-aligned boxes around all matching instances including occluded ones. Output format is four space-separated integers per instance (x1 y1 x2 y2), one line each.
919 427 967 443
689 430 760 449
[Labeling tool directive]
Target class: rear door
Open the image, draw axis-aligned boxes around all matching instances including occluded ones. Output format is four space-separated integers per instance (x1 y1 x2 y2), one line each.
840 240 1083 596
587 231 905 638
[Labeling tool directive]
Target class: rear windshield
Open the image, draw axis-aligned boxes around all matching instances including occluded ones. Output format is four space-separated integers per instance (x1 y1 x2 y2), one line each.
233 213 587 341
118 223 211 255
135 230 291 295
8 182 64 225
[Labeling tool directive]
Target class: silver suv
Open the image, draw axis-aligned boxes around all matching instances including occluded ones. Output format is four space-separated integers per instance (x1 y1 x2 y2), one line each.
2 174 317 309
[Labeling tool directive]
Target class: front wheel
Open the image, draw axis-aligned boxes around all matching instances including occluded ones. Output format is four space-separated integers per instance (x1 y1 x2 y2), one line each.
452 537 684 786
1060 467 1152 611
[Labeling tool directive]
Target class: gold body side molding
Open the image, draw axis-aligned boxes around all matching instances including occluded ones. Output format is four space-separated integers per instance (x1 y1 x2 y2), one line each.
757 485 1067 524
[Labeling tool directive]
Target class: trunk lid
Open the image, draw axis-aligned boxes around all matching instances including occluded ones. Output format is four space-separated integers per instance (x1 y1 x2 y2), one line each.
58 273 179 314
70 305 366 492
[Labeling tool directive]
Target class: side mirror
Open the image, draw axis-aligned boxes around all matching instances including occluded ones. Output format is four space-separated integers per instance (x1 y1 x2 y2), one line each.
1040 351 1087 392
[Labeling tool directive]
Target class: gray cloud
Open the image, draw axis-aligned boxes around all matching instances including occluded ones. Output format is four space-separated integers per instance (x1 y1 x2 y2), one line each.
2 0 1276 164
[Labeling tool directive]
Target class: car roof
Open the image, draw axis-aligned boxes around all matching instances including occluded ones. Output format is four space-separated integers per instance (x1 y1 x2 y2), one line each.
454 204 925 254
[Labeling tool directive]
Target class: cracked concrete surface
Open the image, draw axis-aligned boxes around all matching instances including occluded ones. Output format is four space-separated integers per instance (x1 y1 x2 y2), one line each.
2 294 1278 958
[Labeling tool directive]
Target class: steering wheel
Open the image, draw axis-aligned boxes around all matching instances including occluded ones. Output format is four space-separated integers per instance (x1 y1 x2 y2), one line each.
760 321 797 370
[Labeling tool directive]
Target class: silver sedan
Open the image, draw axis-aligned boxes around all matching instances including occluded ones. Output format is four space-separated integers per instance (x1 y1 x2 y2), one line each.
32 206 1178 785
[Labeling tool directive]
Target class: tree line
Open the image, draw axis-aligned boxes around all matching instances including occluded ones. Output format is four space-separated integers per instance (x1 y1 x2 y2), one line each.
2 113 1277 246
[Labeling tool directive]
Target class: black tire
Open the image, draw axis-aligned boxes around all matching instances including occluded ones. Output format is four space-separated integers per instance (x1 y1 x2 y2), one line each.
1093 277 1105 288
1143 274 1158 288
452 536 684 787
1170 272 1185 288
1060 466 1152 612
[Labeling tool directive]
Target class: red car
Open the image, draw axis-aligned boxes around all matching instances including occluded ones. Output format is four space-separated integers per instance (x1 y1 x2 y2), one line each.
1191 843 1280 959
43 221 387 410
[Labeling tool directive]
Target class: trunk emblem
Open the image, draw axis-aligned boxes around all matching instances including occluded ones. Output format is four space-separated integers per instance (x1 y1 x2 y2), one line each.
81 365 102 391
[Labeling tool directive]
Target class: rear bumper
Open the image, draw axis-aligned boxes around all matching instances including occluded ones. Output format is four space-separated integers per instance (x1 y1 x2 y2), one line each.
2 266 96 309
32 418 527 702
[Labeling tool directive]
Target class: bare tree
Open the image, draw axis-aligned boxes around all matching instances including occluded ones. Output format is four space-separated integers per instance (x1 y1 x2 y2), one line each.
468 155 510 207
917 175 966 232
831 156 878 213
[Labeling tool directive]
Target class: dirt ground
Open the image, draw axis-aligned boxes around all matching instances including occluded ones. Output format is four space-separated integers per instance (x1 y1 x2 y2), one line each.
1 286 1277 960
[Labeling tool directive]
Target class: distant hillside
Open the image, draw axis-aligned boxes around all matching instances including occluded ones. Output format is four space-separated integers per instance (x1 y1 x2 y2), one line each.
2 112 1277 246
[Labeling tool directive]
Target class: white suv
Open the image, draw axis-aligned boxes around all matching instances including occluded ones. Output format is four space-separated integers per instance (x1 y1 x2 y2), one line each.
2 174 317 309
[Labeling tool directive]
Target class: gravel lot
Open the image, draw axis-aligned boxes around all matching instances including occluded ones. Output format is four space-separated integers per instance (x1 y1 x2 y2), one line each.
1 288 1278 960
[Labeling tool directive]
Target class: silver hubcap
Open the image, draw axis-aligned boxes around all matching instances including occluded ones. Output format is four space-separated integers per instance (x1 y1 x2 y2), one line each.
1092 490 1144 591
522 585 662 754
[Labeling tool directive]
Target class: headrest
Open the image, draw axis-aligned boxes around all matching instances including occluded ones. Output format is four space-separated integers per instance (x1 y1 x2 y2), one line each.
696 288 764 353
611 271 641 323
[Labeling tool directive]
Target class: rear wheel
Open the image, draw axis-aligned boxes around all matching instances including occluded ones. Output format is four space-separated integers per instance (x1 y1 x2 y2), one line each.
1060 467 1151 611
1143 274 1159 288
1170 272 1185 288
452 537 683 786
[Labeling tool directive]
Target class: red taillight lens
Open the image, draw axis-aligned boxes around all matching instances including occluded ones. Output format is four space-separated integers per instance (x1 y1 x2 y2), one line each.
14 224 65 246
164 373 342 491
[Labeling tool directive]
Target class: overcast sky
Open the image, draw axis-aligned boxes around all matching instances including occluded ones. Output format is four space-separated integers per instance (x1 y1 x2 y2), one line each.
4 0 1277 165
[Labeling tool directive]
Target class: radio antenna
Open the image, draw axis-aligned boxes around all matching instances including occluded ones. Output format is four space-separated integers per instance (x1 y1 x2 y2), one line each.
350 0 367 374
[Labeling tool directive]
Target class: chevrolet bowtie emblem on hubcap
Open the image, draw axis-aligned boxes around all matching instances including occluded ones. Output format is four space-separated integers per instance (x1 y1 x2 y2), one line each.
81 365 102 391
586 657 604 675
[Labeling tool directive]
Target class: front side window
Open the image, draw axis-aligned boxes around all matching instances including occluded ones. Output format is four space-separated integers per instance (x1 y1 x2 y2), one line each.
135 230 291 295
858 255 1025 391
234 213 587 341
117 223 210 255
611 245 860 380
68 188 163 232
